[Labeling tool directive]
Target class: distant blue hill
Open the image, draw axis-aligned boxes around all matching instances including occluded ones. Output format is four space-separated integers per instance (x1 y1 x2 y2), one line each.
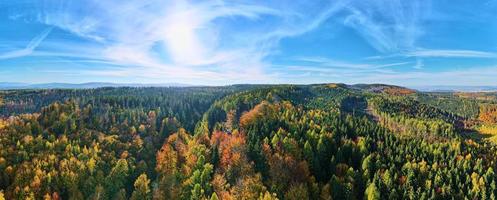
0 82 192 89
412 85 497 92
1 82 496 92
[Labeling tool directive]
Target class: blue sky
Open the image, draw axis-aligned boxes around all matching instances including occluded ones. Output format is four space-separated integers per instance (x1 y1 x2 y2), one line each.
0 0 497 86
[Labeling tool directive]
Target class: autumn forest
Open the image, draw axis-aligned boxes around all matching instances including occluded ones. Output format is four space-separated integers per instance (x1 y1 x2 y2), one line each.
1 84 497 200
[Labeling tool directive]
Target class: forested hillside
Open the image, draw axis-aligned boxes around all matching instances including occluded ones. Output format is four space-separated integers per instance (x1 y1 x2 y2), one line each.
1 84 497 200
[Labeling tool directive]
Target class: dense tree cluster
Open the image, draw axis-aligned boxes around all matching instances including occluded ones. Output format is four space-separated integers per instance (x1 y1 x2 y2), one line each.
368 97 458 139
1 85 497 199
0 87 249 132
480 104 497 125
414 93 481 119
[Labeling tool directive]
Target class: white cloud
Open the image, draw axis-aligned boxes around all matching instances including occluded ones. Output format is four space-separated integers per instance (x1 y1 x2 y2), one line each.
343 0 426 53
348 66 497 86
4 0 350 83
296 56 409 69
296 57 371 69
413 59 424 69
406 49 497 58
5 0 495 85
0 28 52 60
274 65 497 86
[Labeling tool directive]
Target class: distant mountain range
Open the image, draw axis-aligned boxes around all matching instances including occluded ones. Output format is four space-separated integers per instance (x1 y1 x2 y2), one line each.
412 85 497 92
1 82 496 92
0 82 191 89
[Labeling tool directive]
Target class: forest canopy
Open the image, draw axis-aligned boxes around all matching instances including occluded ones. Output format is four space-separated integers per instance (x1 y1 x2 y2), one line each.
1 84 497 200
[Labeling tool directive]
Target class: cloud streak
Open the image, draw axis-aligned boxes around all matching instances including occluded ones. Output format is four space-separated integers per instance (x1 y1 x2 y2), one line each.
2 0 497 85
357 66 497 86
0 28 52 60
406 49 497 58
343 0 426 53
296 56 409 69
2 0 352 83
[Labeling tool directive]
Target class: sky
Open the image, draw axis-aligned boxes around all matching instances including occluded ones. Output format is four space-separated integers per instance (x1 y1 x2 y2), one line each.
0 0 497 86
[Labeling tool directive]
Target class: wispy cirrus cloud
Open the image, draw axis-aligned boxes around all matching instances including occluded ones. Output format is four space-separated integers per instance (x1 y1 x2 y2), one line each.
3 0 351 83
276 64 497 86
342 0 497 61
296 56 409 69
342 0 426 53
2 0 497 85
413 59 424 69
356 65 497 86
0 28 52 60
405 49 497 58
272 57 407 83
366 49 497 60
